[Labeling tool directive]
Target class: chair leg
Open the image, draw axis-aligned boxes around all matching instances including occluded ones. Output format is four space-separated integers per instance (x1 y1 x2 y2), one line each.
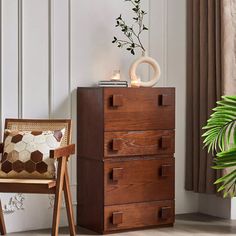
0 201 6 235
63 166 76 236
52 157 66 236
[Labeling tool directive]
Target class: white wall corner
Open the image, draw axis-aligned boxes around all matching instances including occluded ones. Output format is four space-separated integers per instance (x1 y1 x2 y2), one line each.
230 198 236 219
198 193 231 219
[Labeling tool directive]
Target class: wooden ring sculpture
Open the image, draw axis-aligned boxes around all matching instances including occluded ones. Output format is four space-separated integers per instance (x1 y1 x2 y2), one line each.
130 54 161 87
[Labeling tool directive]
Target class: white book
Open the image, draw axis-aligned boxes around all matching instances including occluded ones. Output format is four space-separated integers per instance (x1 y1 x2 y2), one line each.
98 84 128 87
99 81 128 85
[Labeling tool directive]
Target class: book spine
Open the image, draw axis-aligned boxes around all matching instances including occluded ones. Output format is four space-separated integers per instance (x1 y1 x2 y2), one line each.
98 84 128 87
99 82 128 85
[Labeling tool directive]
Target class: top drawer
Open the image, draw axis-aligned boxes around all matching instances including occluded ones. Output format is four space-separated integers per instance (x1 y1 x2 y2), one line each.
104 88 175 131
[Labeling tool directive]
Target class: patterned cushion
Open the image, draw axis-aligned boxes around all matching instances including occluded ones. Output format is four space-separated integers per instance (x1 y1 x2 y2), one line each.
0 129 65 179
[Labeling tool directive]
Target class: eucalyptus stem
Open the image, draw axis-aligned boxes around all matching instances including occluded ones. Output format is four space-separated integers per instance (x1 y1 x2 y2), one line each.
112 0 148 55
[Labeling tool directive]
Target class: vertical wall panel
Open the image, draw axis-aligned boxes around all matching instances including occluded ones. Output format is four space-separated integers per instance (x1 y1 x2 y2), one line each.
1 0 18 120
53 0 76 199
0 0 2 137
150 0 166 86
52 0 70 119
0 0 20 226
0 0 16 220
22 0 49 118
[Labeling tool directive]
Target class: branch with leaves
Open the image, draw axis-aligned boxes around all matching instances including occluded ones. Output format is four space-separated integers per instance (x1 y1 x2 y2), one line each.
112 0 148 55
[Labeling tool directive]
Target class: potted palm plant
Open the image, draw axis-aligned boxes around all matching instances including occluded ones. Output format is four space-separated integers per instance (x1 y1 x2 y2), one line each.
203 96 236 197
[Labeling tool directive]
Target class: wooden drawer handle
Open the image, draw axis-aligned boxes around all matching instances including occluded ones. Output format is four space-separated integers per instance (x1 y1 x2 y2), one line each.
160 206 172 220
161 94 172 106
161 165 172 177
112 94 123 107
112 211 123 225
161 136 172 149
112 167 124 181
112 139 123 151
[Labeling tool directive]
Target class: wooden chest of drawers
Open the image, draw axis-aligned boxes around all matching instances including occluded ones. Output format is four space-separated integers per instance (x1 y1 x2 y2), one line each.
77 87 175 234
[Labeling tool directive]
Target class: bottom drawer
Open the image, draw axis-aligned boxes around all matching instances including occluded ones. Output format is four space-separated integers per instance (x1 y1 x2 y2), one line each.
104 200 174 232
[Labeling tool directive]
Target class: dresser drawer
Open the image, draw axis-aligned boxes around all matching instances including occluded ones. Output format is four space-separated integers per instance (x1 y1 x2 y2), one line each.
104 158 174 205
104 88 175 131
104 130 175 157
104 200 174 232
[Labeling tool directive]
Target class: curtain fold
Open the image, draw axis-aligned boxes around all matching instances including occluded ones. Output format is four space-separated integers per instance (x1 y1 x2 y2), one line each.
186 0 223 193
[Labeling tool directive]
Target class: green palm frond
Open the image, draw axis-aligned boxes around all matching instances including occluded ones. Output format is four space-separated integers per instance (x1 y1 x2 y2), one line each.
213 148 236 197
203 96 236 153
202 96 236 198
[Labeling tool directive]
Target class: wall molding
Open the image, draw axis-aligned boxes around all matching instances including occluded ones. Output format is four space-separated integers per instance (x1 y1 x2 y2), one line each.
0 0 3 140
163 0 168 86
68 0 74 184
18 0 23 118
68 0 72 119
149 0 168 86
48 0 54 118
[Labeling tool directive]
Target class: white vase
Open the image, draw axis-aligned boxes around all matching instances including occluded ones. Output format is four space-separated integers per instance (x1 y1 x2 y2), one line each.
130 51 161 88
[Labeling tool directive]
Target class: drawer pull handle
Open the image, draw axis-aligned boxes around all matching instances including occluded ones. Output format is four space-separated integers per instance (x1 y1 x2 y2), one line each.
161 136 172 149
161 165 172 177
112 139 123 151
112 167 124 181
161 94 172 106
160 206 172 220
112 94 124 107
112 211 123 225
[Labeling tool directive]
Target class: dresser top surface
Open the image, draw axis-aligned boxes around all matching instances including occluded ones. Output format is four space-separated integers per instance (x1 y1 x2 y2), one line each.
77 87 175 90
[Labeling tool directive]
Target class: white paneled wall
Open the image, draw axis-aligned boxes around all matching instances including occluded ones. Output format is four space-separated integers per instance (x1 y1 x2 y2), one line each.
0 0 199 233
0 0 75 232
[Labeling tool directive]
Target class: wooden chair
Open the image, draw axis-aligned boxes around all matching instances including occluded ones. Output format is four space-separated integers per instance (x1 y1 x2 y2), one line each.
0 119 76 236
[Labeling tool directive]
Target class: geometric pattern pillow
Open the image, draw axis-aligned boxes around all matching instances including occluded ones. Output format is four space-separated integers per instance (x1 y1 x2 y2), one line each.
0 129 65 179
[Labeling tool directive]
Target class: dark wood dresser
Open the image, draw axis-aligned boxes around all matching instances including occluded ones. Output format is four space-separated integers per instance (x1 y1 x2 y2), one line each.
77 87 175 234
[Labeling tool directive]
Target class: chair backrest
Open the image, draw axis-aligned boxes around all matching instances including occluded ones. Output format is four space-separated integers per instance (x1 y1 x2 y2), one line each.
4 119 71 147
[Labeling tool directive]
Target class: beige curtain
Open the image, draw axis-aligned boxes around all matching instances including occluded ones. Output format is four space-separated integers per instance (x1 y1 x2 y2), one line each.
185 0 231 193
186 0 236 193
222 0 236 94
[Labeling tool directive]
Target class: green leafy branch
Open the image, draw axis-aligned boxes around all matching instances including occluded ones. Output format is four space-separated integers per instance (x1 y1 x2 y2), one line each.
112 0 148 55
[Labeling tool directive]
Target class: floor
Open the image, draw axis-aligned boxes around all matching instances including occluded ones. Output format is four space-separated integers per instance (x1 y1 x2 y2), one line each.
7 214 236 236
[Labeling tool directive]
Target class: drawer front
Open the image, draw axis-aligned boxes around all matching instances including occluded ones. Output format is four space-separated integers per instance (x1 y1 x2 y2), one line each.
104 158 174 205
104 200 174 231
104 130 175 157
104 88 175 131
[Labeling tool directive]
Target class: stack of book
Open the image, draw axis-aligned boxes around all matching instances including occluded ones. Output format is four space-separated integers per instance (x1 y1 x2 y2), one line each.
98 80 128 87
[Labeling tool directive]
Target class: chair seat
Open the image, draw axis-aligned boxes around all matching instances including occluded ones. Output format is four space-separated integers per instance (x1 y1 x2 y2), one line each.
0 178 57 194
